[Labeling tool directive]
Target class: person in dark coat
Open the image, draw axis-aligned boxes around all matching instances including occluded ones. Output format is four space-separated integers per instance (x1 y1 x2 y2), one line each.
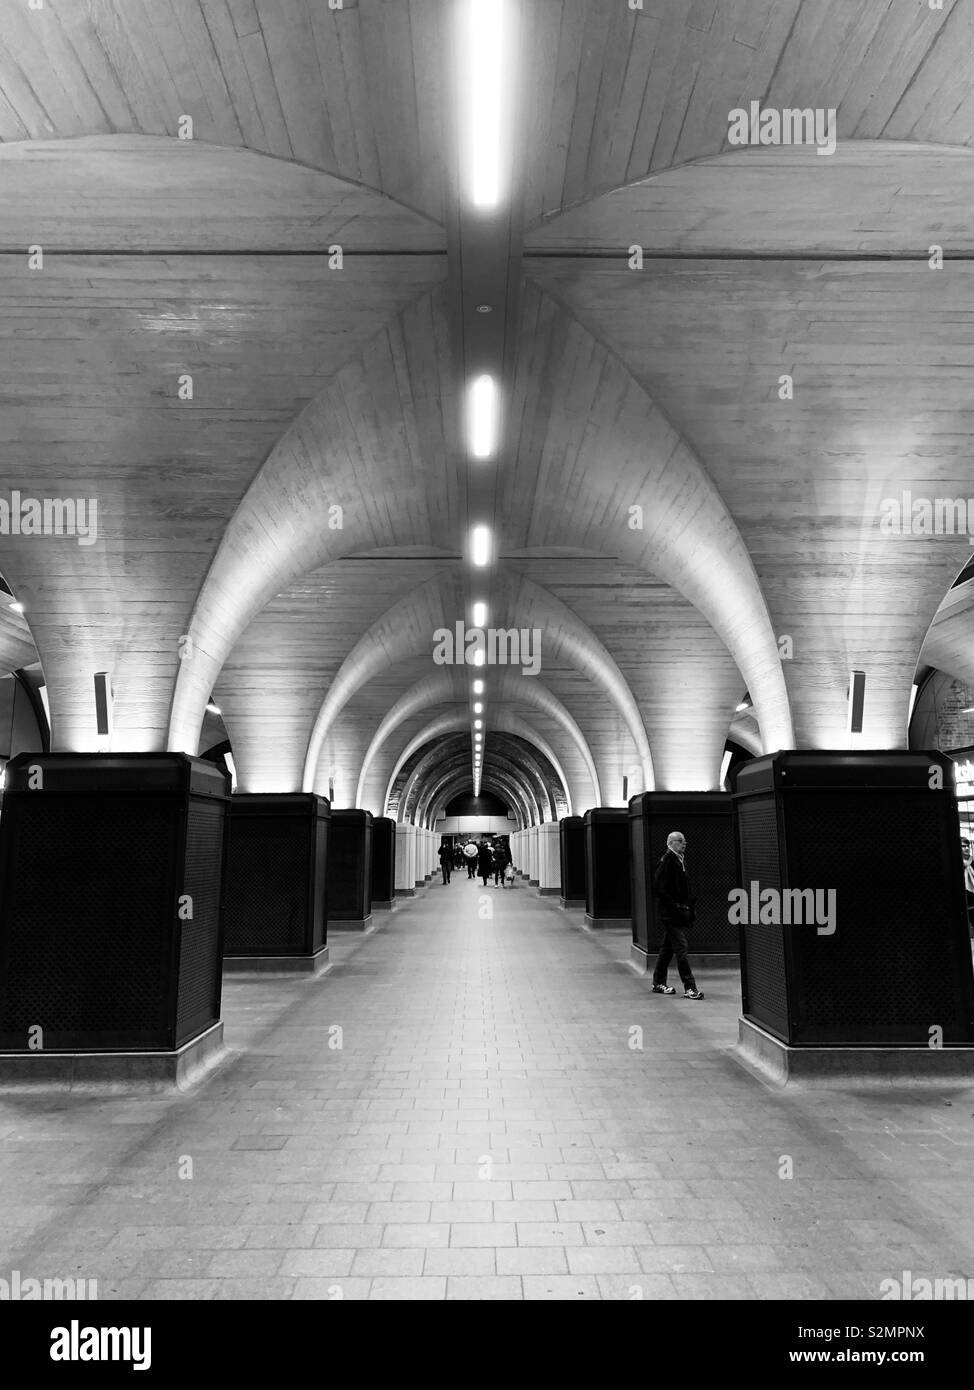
477 840 494 886
463 841 479 878
437 840 453 885
652 830 704 999
492 839 511 885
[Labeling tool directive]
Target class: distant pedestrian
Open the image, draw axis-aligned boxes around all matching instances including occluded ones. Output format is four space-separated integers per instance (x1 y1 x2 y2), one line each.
477 840 494 887
463 840 478 878
437 841 453 885
652 830 704 1000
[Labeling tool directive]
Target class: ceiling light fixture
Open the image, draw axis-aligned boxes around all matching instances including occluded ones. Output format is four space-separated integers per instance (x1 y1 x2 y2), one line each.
474 719 483 730
471 525 491 567
8 602 24 615
473 702 483 714
462 0 508 210
472 601 487 627
473 680 484 695
468 375 498 460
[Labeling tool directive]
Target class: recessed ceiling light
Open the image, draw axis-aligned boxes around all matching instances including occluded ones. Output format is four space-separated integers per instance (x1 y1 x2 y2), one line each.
461 0 508 210
472 601 487 627
471 525 491 567
473 702 483 714
468 376 497 460
474 719 483 729
473 679 484 694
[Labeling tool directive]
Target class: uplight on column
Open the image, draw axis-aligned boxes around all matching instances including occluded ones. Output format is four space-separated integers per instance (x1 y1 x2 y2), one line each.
460 0 510 211
468 376 498 460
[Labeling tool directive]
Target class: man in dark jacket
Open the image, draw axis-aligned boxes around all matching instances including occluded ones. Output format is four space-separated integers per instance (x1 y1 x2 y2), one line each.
437 840 453 885
652 830 704 1000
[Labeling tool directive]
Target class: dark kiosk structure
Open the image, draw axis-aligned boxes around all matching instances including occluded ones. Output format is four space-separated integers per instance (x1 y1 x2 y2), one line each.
328 808 374 931
223 793 331 974
371 816 396 910
733 751 974 1072
0 753 227 1085
583 808 631 929
559 815 586 909
628 791 737 973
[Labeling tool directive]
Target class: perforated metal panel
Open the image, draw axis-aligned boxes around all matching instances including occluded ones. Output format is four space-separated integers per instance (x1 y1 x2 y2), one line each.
175 798 224 1045
734 753 974 1047
0 754 228 1052
737 798 789 1041
0 793 176 1048
224 813 314 953
329 810 373 921
560 817 585 903
584 810 631 921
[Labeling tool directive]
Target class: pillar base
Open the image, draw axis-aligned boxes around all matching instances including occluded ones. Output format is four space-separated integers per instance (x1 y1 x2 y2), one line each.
538 887 559 897
735 1017 974 1088
560 896 585 910
395 887 415 898
584 914 631 931
224 947 330 977
329 915 375 933
0 1023 226 1093
372 899 396 912
529 879 539 888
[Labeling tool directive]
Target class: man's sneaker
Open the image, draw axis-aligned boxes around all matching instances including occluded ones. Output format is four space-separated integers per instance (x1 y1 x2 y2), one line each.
684 988 705 1000
652 984 675 995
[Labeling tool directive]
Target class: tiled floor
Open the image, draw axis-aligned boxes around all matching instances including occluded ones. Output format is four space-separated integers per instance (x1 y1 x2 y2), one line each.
2 875 974 1300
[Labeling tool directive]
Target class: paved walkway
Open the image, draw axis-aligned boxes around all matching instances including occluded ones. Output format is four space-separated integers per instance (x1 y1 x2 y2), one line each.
2 875 974 1300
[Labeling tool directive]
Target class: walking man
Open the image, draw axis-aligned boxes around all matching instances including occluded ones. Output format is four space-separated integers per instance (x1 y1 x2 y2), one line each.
463 840 478 878
652 830 704 1000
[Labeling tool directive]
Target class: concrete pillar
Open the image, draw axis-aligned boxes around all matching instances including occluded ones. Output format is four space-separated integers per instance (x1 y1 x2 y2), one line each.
395 822 416 897
415 827 427 888
528 825 540 886
559 816 586 908
538 821 561 896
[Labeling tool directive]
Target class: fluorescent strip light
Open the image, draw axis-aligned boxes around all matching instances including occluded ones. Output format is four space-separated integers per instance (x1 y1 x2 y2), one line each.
473 680 484 694
472 600 487 627
471 525 491 567
468 376 497 460
473 702 483 714
474 720 483 730
462 0 506 209
472 650 485 667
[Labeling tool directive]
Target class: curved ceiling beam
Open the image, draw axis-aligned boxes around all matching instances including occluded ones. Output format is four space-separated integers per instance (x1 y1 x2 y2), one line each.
305 569 628 799
526 143 974 256
728 714 763 758
169 282 455 758
357 666 599 812
504 282 793 755
493 570 654 789
407 740 543 831
418 746 545 831
380 708 572 819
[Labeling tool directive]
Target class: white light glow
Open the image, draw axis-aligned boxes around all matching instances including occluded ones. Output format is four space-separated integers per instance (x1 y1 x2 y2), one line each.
472 650 485 666
470 525 491 568
472 600 487 627
720 749 732 791
735 699 751 713
8 602 24 615
468 376 498 460
224 751 237 792
38 684 50 727
474 719 482 729
206 702 221 715
473 702 483 714
473 679 484 694
461 0 508 210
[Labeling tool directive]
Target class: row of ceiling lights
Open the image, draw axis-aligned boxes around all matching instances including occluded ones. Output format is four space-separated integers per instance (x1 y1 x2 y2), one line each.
461 0 511 798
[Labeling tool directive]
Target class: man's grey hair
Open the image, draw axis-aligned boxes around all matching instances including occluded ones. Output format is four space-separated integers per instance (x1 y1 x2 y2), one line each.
666 831 686 849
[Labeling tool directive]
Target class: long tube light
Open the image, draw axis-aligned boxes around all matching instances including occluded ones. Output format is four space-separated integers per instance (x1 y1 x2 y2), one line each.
461 0 508 210
468 376 498 460
471 525 491 567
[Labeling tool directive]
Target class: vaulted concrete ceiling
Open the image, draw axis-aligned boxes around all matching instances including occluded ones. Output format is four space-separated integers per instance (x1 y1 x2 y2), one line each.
2 0 973 816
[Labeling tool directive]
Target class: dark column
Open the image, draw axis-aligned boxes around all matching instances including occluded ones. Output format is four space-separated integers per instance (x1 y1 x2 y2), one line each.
328 808 374 931
559 816 585 909
0 753 227 1086
733 751 974 1079
223 793 330 974
628 792 736 974
371 816 396 910
583 808 631 929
